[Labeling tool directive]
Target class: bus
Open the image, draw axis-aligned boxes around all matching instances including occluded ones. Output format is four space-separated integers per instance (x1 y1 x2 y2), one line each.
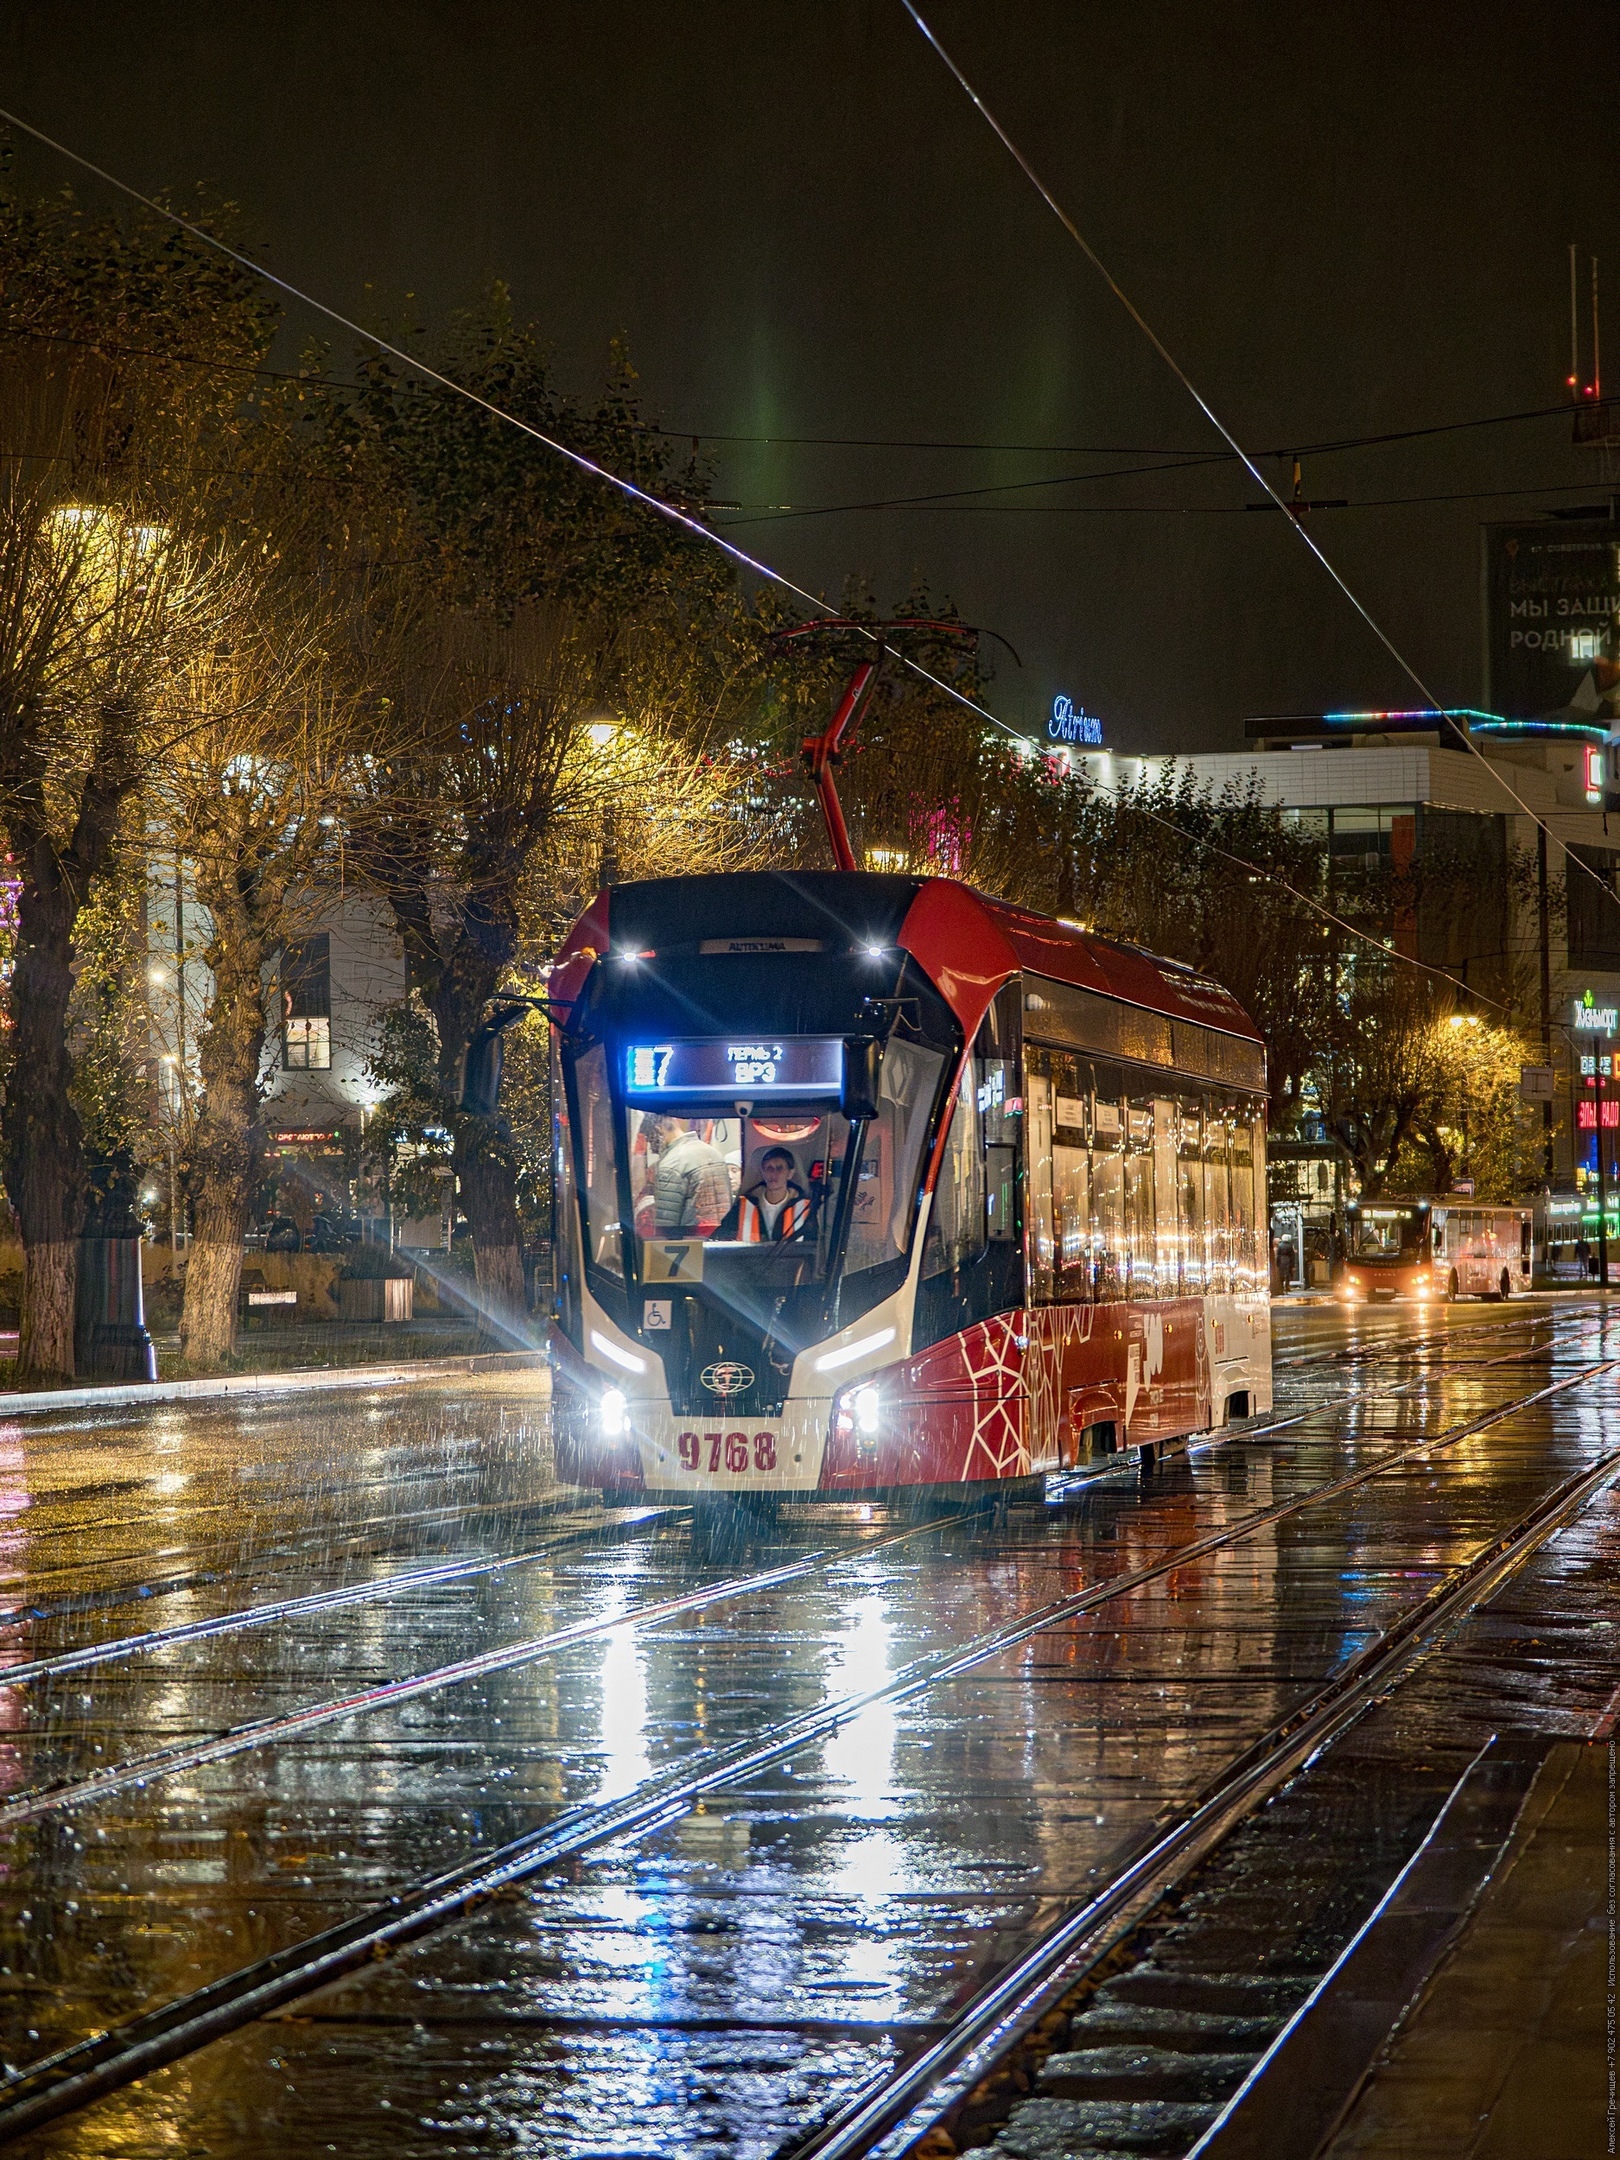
547 870 1272 1503
1339 1197 1532 1303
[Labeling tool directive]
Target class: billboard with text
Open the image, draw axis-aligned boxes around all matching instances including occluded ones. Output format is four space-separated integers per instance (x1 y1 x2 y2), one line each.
1484 521 1620 722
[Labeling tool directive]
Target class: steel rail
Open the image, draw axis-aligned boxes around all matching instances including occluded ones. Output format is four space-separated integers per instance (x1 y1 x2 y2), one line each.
787 1434 1620 2160
5 1305 1574 1614
0 1355 1609 2143
7 1468 573 1572
0 1512 951 1830
1042 1308 1605 1500
0 1510 682 1691
1273 1301 1578 1372
7 1308 1600 1796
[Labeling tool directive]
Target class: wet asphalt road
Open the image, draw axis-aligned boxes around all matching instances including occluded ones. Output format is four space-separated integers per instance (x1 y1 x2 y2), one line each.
1 1299 1617 2158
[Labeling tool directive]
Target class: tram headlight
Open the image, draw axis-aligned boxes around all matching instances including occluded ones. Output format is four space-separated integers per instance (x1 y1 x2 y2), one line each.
853 1385 881 1436
599 1387 628 1438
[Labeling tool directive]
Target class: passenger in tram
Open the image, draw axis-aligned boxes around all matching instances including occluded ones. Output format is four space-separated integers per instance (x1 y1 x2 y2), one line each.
716 1145 814 1243
648 1116 734 1236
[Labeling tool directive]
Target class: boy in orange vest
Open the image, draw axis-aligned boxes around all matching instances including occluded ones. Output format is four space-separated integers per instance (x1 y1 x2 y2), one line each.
717 1146 813 1243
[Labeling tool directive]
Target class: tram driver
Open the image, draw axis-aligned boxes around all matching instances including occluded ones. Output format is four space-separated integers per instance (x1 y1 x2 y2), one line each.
716 1145 814 1243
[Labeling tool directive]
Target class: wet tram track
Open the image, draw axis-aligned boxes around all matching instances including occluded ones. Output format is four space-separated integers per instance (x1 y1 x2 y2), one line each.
1 1312 1602 1838
6 1317 1525 1675
2 1342 1616 2147
0 1512 962 1830
0 1441 620 1637
1 1304 1582 1661
788 1457 1620 2160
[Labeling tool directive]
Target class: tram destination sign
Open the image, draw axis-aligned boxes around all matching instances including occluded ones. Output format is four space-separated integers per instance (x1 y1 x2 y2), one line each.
625 1037 845 1099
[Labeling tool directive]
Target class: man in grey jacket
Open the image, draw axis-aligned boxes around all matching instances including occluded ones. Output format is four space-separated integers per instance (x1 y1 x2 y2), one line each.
650 1118 733 1235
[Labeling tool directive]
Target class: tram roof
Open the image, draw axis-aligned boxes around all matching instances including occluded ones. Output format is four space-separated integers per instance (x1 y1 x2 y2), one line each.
549 871 1261 1048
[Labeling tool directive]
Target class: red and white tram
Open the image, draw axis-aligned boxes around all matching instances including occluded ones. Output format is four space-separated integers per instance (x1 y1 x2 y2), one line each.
547 871 1271 1503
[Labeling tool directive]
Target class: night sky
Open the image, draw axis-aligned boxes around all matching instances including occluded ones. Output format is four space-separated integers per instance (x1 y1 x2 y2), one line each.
4 1 1619 749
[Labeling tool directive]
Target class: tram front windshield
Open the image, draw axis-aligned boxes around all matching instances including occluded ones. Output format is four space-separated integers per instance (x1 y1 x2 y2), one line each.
1348 1207 1426 1262
568 1035 946 1298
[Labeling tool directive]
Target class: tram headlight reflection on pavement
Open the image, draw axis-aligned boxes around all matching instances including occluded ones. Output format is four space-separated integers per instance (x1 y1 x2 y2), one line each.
600 1387 628 1437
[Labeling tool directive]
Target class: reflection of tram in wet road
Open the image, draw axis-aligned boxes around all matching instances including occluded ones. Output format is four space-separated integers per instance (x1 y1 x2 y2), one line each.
547 870 1272 1511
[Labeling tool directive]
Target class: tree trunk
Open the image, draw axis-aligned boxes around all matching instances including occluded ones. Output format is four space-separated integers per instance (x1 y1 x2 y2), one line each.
456 1129 527 1340
429 916 530 1338
178 936 267 1372
3 866 86 1384
179 1185 251 1369
19 1241 77 1383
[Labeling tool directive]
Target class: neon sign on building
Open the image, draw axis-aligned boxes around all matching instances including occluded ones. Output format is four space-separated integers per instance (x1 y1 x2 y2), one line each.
1573 990 1620 1034
1048 694 1103 746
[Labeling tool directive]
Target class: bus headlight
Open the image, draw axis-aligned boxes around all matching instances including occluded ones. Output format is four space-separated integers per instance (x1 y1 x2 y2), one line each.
599 1387 627 1437
854 1385 881 1436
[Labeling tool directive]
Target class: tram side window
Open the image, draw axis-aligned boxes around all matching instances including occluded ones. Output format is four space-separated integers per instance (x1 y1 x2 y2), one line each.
1025 1060 1055 1296
1053 1053 1091 1295
924 1059 985 1278
575 1043 624 1279
1055 1127 1090 1289
1249 1110 1267 1289
847 1038 946 1276
1152 1098 1180 1298
1204 1098 1231 1296
1124 1089 1156 1299
978 988 1022 1245
1025 1046 1091 1300
1092 1068 1126 1301
1230 1106 1256 1292
1178 1096 1205 1297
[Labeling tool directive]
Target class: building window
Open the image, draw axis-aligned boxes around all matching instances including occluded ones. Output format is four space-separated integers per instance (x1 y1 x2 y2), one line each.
1568 847 1620 972
283 1016 331 1070
281 934 332 1071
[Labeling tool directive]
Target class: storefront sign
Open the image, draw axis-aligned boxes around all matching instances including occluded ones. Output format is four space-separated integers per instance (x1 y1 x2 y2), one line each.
1048 694 1103 746
1571 994 1619 1034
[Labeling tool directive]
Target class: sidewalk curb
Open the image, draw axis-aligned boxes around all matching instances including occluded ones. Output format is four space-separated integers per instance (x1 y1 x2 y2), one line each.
0 1348 551 1420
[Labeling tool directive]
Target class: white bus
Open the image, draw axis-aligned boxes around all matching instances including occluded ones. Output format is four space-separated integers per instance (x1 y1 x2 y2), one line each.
1340 1199 1533 1303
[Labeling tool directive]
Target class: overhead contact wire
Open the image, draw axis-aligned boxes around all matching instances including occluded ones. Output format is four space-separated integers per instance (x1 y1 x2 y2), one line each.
0 103 1538 1003
894 0 1617 914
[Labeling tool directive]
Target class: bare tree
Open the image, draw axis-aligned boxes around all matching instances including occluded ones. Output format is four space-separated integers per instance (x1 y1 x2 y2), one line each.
356 600 758 1319
0 183 274 1379
0 369 246 1377
155 615 378 1367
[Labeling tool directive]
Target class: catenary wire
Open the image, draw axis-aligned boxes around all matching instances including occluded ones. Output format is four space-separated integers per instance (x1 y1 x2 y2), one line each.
0 102 1540 1013
652 396 1612 458
894 0 1619 918
719 476 1608 525
5 320 1599 477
